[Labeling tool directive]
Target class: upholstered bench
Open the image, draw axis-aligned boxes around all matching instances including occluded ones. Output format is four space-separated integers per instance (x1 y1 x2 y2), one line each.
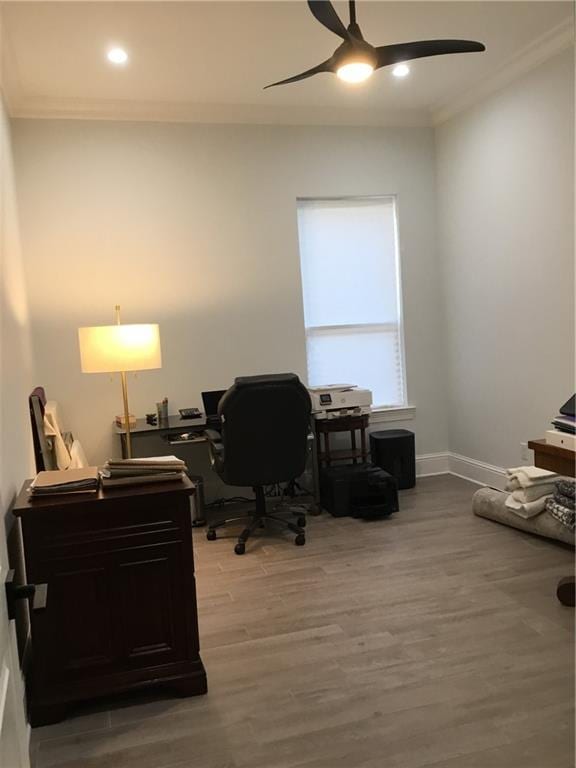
472 487 575 546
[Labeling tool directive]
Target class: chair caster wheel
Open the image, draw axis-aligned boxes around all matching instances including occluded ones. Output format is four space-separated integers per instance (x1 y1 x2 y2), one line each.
296 516 306 528
234 542 246 555
295 534 306 546
206 529 217 541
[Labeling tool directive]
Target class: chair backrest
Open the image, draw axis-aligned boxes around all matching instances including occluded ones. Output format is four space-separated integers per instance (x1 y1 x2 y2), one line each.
218 373 311 487
29 386 54 472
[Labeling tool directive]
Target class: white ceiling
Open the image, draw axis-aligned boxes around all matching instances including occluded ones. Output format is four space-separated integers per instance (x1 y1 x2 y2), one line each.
2 1 573 125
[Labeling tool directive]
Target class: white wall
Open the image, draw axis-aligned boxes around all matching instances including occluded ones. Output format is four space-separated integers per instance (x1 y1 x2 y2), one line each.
0 104 34 515
0 16 34 581
436 49 575 469
0 9 34 763
12 121 448 464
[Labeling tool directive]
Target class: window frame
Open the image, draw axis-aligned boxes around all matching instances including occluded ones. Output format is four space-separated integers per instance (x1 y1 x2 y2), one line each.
296 194 408 409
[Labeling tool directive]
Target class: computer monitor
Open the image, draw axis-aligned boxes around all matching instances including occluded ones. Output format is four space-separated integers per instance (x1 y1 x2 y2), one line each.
201 389 227 418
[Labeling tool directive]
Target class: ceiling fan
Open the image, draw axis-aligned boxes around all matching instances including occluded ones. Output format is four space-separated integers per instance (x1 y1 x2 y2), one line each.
265 0 485 88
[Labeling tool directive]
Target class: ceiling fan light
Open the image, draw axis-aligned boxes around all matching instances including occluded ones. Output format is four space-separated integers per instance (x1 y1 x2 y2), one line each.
336 61 374 84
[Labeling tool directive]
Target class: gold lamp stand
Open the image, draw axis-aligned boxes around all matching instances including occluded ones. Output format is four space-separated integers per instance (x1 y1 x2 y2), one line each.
115 305 133 459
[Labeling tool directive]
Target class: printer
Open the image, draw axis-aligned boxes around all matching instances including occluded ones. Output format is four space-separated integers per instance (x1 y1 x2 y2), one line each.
308 385 372 420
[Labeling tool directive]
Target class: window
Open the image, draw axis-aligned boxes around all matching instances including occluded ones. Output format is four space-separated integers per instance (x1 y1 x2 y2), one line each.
297 196 406 408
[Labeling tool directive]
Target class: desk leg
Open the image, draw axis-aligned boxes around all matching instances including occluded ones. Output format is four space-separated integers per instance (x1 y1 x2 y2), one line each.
189 475 207 527
310 429 322 516
324 431 331 467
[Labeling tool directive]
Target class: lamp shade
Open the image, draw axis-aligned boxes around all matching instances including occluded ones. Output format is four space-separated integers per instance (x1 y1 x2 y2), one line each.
78 324 162 373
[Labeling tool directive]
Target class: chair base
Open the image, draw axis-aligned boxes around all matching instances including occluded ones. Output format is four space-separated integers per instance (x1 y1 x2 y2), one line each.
206 487 306 554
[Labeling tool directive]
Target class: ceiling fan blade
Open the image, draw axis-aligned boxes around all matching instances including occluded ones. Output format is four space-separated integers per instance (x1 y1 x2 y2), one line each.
307 0 350 40
375 39 485 68
264 59 334 89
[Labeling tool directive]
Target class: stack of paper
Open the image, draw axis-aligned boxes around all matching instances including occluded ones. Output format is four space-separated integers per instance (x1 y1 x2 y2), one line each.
30 467 100 496
100 456 187 488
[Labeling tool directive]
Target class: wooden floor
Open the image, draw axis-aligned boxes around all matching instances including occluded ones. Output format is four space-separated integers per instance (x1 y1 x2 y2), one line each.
31 476 575 768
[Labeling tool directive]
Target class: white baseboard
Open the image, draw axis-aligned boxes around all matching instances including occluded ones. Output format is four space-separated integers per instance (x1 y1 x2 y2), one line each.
416 451 506 490
416 452 451 477
448 452 507 490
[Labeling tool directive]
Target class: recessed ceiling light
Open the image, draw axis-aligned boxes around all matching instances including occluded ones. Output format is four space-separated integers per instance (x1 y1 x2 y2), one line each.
392 63 410 78
107 47 128 65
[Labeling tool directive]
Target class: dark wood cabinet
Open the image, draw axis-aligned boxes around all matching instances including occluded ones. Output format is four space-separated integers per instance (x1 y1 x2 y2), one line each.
13 477 207 726
528 438 576 478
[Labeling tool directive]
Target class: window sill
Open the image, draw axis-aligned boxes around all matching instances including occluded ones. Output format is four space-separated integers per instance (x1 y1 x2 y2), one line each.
370 405 415 424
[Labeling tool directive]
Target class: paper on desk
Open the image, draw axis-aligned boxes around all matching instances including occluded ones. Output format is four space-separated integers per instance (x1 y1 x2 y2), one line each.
113 455 185 463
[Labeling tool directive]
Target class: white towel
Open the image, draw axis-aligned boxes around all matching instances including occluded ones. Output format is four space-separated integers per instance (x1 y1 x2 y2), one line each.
505 493 550 519
507 466 556 481
511 484 556 504
505 466 557 490
43 401 71 470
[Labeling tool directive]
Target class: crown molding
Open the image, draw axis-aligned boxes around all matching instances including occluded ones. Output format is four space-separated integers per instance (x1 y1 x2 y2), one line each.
6 94 432 128
433 18 574 126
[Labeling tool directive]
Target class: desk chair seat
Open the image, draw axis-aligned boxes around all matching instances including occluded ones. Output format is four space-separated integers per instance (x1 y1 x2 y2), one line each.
205 373 312 554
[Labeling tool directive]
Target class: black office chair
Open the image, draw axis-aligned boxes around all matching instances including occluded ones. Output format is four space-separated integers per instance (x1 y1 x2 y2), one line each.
205 373 312 555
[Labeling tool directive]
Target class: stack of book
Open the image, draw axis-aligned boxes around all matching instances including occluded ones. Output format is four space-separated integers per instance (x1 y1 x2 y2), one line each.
546 395 575 450
30 467 100 497
100 455 187 488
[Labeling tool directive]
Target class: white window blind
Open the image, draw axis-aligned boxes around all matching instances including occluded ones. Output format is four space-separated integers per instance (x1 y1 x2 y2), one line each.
297 197 406 407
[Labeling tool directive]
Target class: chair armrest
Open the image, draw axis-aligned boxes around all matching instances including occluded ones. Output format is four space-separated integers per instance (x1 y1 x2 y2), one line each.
204 429 222 444
204 429 224 469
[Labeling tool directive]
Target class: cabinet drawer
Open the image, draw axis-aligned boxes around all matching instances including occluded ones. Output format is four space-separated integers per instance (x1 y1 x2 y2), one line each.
24 499 189 562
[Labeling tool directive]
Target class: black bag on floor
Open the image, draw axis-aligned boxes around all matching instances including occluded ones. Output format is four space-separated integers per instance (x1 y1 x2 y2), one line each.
320 463 398 518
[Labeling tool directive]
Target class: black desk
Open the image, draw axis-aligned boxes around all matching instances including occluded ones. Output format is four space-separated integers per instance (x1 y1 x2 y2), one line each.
115 416 321 519
117 414 211 438
115 415 224 523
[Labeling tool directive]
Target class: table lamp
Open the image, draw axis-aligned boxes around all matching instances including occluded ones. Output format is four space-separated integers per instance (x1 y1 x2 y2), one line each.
78 306 162 458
